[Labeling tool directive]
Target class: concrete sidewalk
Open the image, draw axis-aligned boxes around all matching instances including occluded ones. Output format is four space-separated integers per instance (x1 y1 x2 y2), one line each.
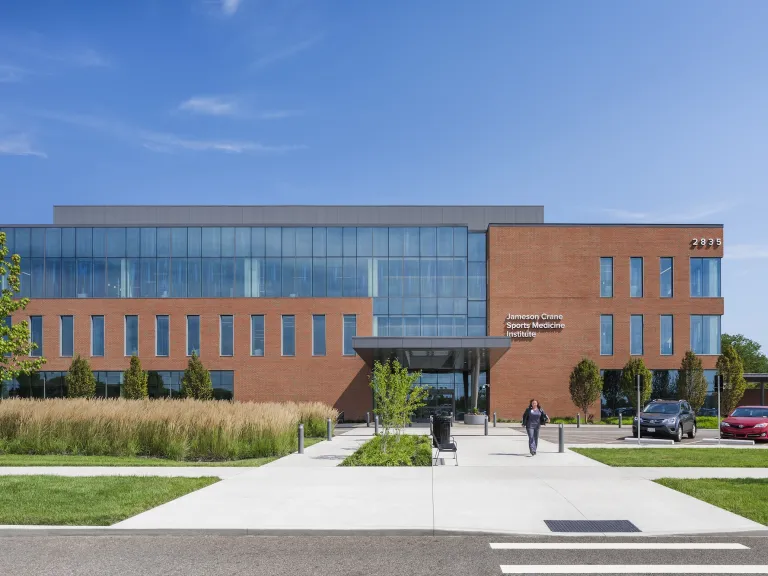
107 428 766 536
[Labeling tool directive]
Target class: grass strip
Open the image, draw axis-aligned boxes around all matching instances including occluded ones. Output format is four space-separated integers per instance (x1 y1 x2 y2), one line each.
341 434 432 466
572 447 768 467
656 478 768 525
0 475 217 525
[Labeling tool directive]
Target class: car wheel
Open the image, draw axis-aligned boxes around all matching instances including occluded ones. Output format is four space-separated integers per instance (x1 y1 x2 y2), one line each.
675 425 683 443
688 423 697 439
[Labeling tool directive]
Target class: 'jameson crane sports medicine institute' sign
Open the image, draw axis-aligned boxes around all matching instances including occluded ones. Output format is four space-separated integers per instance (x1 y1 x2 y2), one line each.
504 313 565 339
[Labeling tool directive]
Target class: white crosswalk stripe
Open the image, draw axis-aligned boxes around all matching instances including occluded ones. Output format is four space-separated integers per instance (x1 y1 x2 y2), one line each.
499 566 768 574
490 542 749 550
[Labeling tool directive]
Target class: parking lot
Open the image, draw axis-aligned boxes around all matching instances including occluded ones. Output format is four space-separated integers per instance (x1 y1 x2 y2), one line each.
534 425 720 445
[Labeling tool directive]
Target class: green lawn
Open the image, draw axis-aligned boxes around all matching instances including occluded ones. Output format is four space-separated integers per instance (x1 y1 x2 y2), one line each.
656 478 768 525
0 475 217 525
573 448 768 467
341 434 432 466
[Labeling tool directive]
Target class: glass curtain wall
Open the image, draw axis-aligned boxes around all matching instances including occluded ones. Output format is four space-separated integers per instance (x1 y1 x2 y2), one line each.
0 226 488 337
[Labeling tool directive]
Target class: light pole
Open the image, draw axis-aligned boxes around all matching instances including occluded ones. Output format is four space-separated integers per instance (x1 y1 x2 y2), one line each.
715 374 723 446
636 373 643 445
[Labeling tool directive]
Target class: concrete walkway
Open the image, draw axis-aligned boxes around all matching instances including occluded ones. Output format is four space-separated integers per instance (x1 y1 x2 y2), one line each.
103 426 766 535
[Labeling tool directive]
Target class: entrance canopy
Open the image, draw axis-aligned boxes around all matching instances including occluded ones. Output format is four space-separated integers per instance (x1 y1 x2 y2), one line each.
352 336 511 372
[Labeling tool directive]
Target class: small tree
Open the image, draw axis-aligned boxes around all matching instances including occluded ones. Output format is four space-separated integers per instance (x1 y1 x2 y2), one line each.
370 359 427 449
619 358 653 411
65 354 96 398
181 351 213 400
717 343 747 415
569 358 603 420
122 355 148 399
0 231 46 385
677 350 708 413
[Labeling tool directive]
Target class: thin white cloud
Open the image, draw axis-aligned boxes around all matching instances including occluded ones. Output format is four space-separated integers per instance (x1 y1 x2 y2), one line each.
0 134 46 158
724 244 768 260
0 32 110 70
178 96 239 117
252 35 322 70
221 0 242 16
0 64 31 83
257 109 303 120
29 109 304 155
600 203 731 223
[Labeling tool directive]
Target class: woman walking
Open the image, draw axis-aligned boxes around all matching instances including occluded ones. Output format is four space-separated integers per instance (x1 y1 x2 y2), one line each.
522 399 548 456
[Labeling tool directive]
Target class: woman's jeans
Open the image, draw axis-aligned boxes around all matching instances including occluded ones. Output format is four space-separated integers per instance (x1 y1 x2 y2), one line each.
526 425 540 453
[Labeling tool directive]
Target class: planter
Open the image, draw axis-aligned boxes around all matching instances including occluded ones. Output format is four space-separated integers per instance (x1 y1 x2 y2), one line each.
464 413 486 425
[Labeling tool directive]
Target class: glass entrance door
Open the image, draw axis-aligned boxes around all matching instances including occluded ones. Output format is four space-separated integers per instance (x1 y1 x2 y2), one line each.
413 387 455 422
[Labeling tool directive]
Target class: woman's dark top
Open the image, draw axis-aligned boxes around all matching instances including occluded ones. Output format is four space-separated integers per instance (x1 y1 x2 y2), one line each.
522 407 548 427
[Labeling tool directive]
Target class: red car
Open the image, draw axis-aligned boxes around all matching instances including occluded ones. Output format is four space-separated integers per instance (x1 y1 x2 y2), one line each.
720 406 768 441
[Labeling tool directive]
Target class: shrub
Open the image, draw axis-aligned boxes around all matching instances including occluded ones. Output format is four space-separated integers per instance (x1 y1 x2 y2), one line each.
0 399 337 461
65 355 96 398
619 358 653 410
370 359 427 446
678 351 708 413
341 435 431 466
181 352 213 400
122 356 148 399
569 357 603 419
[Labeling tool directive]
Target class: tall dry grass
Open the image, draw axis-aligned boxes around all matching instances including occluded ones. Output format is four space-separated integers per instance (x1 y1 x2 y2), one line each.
0 399 338 461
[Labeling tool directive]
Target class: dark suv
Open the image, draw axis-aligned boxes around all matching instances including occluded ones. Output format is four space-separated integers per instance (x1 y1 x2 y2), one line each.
632 399 697 442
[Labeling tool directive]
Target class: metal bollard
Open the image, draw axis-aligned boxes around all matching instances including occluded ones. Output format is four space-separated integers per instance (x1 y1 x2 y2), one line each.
484 415 489 436
493 412 497 427
558 423 564 453
576 413 581 428
366 412 370 427
327 418 333 441
374 415 379 435
619 413 622 428
298 423 304 454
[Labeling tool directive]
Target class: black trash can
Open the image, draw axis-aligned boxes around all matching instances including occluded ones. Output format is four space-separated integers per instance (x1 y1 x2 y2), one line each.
433 414 452 446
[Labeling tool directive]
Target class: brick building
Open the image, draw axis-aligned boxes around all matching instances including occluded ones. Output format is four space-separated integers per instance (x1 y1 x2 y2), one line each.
1 205 724 419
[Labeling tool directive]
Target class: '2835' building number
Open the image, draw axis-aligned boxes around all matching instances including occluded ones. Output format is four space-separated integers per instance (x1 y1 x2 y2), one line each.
691 238 722 247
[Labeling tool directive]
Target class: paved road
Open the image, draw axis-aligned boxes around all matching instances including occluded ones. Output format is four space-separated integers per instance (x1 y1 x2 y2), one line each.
536 426 720 445
2 535 768 575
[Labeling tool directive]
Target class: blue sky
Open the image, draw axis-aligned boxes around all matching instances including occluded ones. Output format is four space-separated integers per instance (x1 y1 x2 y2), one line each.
1 1 767 349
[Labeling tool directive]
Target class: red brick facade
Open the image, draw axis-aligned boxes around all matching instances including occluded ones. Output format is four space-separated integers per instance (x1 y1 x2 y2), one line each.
15 298 374 419
487 225 724 419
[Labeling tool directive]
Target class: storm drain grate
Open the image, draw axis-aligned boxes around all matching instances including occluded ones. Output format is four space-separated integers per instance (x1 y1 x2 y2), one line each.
544 520 641 533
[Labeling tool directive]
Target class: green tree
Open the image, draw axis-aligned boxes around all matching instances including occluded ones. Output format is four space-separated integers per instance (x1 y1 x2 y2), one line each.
65 354 96 398
181 351 213 400
652 370 675 400
677 350 708 413
602 370 624 412
717 343 748 415
569 358 603 419
0 231 46 384
370 359 427 448
619 358 653 411
721 334 768 374
122 355 148 399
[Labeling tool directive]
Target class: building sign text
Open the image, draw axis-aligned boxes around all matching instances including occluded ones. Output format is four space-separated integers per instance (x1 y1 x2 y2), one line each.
505 313 565 339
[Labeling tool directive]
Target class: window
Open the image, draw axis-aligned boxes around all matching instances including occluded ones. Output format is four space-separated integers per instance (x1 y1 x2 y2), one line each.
30 316 43 357
312 315 326 356
691 315 721 355
661 315 673 355
251 315 265 356
220 315 233 356
343 314 357 356
282 315 295 356
660 258 673 298
60 316 74 357
600 315 613 356
630 315 643 355
600 257 613 297
187 315 200 356
630 257 643 297
156 315 169 356
125 315 138 356
690 258 721 297
91 316 104 357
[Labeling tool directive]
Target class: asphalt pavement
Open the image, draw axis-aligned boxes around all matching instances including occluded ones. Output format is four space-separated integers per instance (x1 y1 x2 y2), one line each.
536 425 720 445
3 535 768 575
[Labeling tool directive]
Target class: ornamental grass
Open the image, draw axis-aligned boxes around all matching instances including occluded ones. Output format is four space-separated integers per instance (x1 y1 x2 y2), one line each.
0 399 337 461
